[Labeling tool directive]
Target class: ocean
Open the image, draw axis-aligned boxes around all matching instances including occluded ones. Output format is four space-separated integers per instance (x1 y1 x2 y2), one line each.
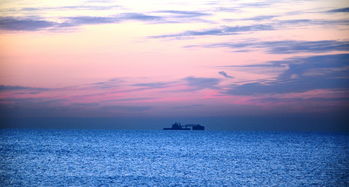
0 129 348 186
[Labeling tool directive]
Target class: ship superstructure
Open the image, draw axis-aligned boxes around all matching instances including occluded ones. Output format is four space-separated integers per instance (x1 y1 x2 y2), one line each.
163 122 205 130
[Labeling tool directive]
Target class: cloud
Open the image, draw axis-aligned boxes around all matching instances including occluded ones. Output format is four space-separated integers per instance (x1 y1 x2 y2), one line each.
0 85 49 93
88 78 122 89
215 7 239 12
151 24 274 38
103 97 154 102
0 17 56 31
183 77 220 90
63 16 118 26
277 18 349 26
1 9 212 31
60 13 165 28
0 97 63 105
239 2 272 8
0 85 35 91
203 40 349 54
118 13 163 21
151 16 349 39
132 82 170 89
0 13 165 31
277 19 314 25
218 71 233 79
20 5 120 11
243 15 277 21
327 7 349 13
261 40 349 54
225 54 349 95
154 10 210 17
0 16 119 31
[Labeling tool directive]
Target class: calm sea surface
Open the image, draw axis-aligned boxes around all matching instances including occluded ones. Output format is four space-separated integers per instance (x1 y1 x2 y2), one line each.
0 129 348 186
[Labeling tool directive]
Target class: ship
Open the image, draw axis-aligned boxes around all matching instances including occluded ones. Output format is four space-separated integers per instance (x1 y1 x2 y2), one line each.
163 122 205 130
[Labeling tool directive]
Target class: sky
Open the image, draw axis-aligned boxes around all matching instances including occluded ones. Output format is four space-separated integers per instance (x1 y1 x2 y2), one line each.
0 0 349 131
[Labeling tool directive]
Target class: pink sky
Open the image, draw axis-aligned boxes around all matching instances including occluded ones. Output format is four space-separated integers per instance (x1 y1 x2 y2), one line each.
0 0 349 128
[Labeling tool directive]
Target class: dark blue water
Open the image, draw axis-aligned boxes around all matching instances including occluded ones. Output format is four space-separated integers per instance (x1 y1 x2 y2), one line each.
1 129 348 186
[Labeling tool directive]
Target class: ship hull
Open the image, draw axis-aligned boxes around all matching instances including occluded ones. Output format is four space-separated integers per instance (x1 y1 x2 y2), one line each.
163 128 190 130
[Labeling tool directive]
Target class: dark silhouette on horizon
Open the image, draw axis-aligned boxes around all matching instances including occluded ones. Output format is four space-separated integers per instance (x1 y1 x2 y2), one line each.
163 122 205 130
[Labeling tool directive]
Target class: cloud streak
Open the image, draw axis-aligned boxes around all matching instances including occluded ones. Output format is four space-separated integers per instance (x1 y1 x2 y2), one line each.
327 7 349 13
0 85 50 93
225 54 349 95
61 13 164 27
0 17 56 31
154 10 210 17
183 77 220 90
20 5 121 12
151 17 349 39
88 78 122 89
132 82 171 89
218 71 233 79
151 24 274 38
0 11 208 31
202 40 349 54
242 15 277 21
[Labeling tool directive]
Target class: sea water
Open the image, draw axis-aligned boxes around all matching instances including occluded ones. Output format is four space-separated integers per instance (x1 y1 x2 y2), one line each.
0 129 348 186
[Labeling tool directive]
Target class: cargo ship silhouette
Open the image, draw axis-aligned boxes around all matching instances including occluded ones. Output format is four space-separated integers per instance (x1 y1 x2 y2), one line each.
163 122 205 130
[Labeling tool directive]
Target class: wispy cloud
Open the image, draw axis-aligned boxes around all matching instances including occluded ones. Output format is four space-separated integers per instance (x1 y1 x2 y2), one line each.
242 15 277 21
62 16 118 26
277 18 349 26
118 13 163 21
327 7 349 13
218 71 233 79
201 40 349 54
132 82 171 89
61 13 164 27
183 77 220 90
88 78 122 89
225 54 349 95
151 17 349 39
238 2 274 8
154 10 210 17
0 10 207 31
151 24 274 38
20 5 121 12
0 17 56 31
0 85 50 93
